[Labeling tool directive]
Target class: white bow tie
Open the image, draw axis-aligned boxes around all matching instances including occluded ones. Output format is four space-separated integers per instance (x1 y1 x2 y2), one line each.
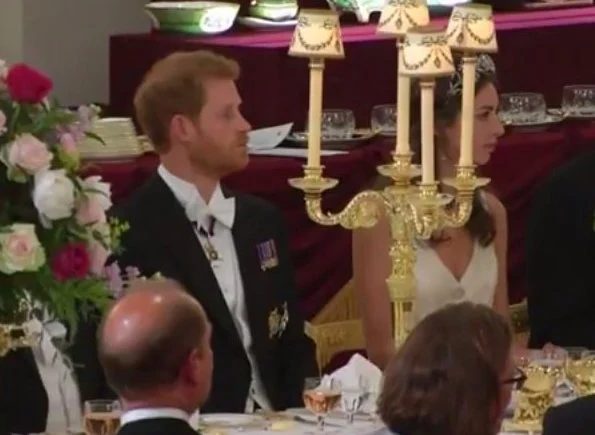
185 195 236 230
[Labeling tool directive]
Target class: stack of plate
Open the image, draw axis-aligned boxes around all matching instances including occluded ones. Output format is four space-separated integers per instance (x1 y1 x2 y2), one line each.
79 118 143 161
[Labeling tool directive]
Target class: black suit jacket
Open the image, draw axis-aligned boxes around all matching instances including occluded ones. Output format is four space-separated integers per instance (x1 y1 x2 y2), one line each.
542 395 595 435
0 348 48 434
118 418 197 435
526 150 595 349
70 174 317 412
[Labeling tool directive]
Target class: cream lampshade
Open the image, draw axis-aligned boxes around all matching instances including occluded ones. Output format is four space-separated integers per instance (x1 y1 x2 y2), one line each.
399 26 455 78
377 0 430 36
445 3 497 53
288 10 345 59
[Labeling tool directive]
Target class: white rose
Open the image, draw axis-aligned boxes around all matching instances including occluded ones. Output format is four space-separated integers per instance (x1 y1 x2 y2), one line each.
33 169 75 223
82 175 112 211
0 223 46 274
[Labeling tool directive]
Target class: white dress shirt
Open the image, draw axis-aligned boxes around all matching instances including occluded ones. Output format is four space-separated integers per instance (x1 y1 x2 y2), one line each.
120 407 189 426
158 165 272 412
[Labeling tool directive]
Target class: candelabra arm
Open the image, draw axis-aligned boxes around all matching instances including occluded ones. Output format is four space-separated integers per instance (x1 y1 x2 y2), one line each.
289 166 393 229
439 194 474 227
441 165 491 228
304 190 393 229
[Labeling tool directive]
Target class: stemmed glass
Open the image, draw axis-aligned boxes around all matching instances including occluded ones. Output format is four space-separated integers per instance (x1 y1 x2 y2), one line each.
303 377 341 433
336 376 367 425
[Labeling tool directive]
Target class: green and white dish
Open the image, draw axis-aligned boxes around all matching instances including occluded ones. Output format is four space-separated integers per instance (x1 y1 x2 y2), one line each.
237 16 297 29
145 1 240 35
248 0 298 21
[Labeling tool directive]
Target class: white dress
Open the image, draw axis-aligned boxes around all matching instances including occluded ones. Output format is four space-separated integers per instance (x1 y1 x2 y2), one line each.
414 233 497 322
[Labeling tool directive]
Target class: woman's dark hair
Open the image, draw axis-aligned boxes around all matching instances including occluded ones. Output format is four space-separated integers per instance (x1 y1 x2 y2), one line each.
413 54 498 246
378 302 512 435
376 54 498 247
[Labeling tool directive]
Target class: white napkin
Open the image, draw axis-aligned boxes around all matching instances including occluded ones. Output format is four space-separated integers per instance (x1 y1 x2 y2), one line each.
27 317 83 434
324 353 382 414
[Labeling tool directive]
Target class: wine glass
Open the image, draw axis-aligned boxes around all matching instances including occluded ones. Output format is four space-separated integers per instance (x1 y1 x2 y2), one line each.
562 85 595 116
337 375 367 425
303 377 341 433
306 109 356 140
370 104 397 135
83 400 121 435
499 93 546 124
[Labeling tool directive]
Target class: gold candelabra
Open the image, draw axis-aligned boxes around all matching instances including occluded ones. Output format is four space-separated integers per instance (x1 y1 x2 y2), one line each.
288 3 498 347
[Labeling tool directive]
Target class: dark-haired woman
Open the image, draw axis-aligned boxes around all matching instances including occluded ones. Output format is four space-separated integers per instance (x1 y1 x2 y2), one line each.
376 302 521 435
353 54 508 369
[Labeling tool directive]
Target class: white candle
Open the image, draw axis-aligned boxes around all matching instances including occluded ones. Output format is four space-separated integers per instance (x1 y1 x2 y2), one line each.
458 58 476 166
420 83 434 183
396 50 411 154
307 60 324 168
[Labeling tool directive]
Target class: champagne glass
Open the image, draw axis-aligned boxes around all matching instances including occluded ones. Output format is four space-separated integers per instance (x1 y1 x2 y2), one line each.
303 377 341 433
337 375 367 425
84 400 121 435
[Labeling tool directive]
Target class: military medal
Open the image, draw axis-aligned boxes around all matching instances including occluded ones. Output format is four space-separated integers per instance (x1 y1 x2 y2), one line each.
196 217 221 263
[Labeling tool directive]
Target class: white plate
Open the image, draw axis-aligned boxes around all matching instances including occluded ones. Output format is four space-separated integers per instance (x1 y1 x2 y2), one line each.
284 408 346 427
200 413 265 428
286 130 375 150
501 113 564 127
284 407 375 425
548 108 595 119
377 129 396 137
237 16 297 29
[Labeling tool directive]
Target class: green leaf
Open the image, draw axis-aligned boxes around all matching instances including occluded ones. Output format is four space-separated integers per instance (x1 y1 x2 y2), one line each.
8 104 21 134
84 131 105 145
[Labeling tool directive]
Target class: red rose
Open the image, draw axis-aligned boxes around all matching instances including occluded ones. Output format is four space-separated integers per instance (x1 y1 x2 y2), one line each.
51 243 91 281
4 64 53 104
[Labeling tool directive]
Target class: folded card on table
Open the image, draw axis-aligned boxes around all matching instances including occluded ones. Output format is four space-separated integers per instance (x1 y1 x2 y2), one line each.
247 123 293 150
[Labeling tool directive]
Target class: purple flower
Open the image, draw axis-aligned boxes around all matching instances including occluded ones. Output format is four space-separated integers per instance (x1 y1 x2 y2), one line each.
124 266 141 281
77 105 94 132
104 262 124 298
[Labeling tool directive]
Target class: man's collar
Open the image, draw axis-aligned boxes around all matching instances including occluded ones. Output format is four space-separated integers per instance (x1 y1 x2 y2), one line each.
158 164 235 228
120 407 190 426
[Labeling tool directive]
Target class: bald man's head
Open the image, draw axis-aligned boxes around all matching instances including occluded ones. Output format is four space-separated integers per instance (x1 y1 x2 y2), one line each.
98 280 210 397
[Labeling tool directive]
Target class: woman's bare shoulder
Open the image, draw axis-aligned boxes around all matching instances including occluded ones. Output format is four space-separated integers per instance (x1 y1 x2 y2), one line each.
483 191 506 220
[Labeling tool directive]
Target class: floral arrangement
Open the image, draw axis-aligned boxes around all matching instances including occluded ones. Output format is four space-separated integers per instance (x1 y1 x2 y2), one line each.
0 59 126 331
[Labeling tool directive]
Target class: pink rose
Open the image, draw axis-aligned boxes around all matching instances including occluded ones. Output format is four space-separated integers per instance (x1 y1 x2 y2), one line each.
87 222 112 275
59 132 78 155
88 238 110 275
76 198 106 226
8 134 53 175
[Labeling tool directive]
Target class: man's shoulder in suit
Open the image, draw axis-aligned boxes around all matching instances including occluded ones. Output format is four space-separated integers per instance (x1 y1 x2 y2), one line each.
543 395 595 435
538 149 595 196
117 418 197 435
109 175 161 223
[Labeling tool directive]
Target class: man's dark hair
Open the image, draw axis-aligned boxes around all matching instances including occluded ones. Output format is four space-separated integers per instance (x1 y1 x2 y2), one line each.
98 281 207 395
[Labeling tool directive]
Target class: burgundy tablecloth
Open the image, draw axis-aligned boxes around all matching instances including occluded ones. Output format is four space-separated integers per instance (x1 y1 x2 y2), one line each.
110 7 595 128
85 123 595 318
